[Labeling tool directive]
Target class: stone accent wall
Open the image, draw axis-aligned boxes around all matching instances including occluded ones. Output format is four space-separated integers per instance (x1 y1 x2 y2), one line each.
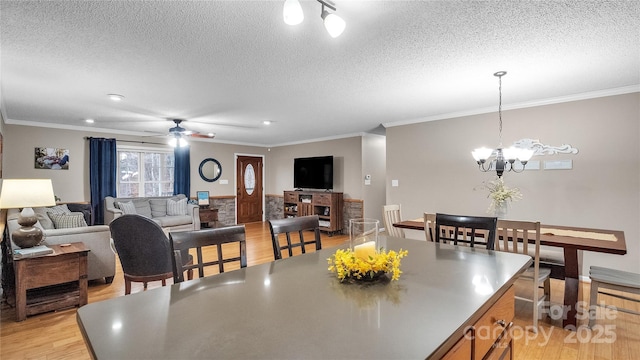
266 194 283 221
211 197 236 225
342 198 364 235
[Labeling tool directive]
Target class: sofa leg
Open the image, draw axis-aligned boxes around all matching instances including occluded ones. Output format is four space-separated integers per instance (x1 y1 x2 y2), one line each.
105 276 114 284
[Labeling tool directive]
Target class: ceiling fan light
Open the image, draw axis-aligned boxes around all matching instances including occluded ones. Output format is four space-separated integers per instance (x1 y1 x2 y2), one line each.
283 0 304 25
322 11 345 38
168 137 178 148
178 137 189 147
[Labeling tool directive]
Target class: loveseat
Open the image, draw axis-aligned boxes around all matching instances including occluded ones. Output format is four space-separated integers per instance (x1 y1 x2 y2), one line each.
6 205 116 283
104 194 200 233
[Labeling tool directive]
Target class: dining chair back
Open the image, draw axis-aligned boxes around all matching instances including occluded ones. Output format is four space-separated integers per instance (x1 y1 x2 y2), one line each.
434 213 497 250
269 215 322 260
383 204 405 238
423 213 436 242
169 225 247 283
109 214 192 294
496 219 550 332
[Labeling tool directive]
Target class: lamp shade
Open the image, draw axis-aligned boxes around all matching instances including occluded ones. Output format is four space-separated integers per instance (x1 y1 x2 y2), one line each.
322 12 346 38
0 179 56 209
283 0 304 25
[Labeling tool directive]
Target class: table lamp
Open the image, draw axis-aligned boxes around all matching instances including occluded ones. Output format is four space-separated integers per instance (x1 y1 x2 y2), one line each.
0 179 56 248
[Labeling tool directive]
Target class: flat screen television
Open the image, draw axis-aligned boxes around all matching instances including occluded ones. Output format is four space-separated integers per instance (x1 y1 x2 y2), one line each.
294 156 334 190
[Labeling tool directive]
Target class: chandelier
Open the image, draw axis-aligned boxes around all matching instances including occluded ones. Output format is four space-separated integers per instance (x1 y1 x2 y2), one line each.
472 71 533 178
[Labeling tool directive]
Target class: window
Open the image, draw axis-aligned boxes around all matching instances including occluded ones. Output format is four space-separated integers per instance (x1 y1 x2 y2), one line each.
117 146 174 197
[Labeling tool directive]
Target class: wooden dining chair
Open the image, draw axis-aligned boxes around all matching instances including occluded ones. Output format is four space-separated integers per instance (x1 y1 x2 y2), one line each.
109 214 193 294
383 204 405 238
423 212 436 242
496 220 550 332
169 225 247 283
268 215 322 260
434 213 497 250
588 266 640 328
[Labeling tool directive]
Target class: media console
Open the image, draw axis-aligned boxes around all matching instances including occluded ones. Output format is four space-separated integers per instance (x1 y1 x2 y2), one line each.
283 190 343 235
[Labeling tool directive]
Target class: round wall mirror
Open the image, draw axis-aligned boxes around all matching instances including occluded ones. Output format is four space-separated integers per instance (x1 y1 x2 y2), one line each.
199 158 222 182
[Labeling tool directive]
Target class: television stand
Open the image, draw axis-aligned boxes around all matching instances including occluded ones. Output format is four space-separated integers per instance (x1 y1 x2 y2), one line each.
283 190 343 235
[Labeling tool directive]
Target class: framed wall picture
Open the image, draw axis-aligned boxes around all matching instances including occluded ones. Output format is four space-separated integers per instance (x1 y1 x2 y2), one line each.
35 147 69 170
197 191 210 207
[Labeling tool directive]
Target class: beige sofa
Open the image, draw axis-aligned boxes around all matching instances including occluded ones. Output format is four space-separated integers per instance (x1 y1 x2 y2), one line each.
6 207 116 283
104 194 200 232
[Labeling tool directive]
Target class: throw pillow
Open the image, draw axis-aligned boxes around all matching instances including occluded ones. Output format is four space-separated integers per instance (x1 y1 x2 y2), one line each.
167 197 187 216
48 212 88 229
46 204 71 215
117 201 137 215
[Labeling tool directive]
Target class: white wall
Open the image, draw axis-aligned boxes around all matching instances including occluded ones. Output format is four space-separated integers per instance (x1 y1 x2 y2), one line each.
386 93 640 275
362 134 386 223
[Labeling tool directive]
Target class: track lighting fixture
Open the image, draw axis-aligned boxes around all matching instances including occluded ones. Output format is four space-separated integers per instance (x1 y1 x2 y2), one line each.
283 0 345 38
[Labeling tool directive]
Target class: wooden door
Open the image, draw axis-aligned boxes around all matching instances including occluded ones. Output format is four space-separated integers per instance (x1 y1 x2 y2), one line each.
236 155 263 223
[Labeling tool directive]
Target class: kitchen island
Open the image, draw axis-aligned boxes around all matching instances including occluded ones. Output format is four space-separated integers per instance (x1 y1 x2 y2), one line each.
77 237 531 359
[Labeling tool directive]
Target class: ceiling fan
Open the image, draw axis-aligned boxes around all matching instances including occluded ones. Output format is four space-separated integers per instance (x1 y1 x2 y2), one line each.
167 119 215 147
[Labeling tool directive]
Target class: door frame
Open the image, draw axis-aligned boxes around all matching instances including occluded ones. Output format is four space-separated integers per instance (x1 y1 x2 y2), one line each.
234 153 266 223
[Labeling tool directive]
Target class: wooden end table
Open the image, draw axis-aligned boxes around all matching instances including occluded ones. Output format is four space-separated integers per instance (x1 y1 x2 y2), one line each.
13 242 89 321
199 207 219 228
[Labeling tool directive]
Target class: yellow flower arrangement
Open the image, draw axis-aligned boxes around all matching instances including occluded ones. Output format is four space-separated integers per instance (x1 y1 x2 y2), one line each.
327 248 408 282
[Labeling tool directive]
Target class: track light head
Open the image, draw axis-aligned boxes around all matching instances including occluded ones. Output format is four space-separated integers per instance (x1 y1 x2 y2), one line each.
283 0 304 25
320 3 345 38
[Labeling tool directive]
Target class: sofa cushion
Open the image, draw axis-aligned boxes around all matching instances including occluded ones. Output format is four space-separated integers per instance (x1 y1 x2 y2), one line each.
117 201 137 215
167 197 187 216
132 199 152 218
48 212 88 229
153 215 192 227
149 199 168 218
33 207 55 229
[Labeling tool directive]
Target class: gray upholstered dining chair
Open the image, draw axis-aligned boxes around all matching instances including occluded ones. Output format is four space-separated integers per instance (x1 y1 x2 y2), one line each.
434 213 497 250
169 225 247 283
109 214 192 294
268 215 322 260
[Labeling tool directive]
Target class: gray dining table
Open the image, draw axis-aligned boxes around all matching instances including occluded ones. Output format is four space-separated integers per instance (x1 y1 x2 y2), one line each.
77 236 530 359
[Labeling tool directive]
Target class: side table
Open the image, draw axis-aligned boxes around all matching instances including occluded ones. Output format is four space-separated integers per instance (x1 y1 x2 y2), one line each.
13 242 89 321
199 207 219 228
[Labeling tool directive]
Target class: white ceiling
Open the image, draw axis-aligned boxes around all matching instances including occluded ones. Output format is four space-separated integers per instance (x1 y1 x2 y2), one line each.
1 1 639 146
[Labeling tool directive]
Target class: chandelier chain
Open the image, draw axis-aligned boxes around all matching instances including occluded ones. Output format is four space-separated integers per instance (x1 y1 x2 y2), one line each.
498 73 503 147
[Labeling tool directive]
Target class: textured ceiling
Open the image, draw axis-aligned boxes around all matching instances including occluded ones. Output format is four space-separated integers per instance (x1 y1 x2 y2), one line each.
1 1 639 146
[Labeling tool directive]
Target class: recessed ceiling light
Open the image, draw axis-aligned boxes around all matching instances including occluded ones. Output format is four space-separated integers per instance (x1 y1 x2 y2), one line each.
85 118 95 123
263 120 271 125
108 94 124 101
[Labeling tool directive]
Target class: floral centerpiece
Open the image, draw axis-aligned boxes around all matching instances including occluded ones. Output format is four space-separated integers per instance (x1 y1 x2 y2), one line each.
483 177 522 216
328 248 408 282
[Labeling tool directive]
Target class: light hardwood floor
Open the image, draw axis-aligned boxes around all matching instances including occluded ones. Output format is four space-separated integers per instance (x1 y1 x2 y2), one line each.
1 221 638 359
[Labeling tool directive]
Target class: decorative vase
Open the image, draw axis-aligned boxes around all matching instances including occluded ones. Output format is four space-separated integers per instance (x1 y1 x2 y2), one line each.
494 202 508 219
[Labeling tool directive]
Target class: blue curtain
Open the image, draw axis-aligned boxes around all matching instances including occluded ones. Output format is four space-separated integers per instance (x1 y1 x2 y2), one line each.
89 138 117 224
174 146 190 196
